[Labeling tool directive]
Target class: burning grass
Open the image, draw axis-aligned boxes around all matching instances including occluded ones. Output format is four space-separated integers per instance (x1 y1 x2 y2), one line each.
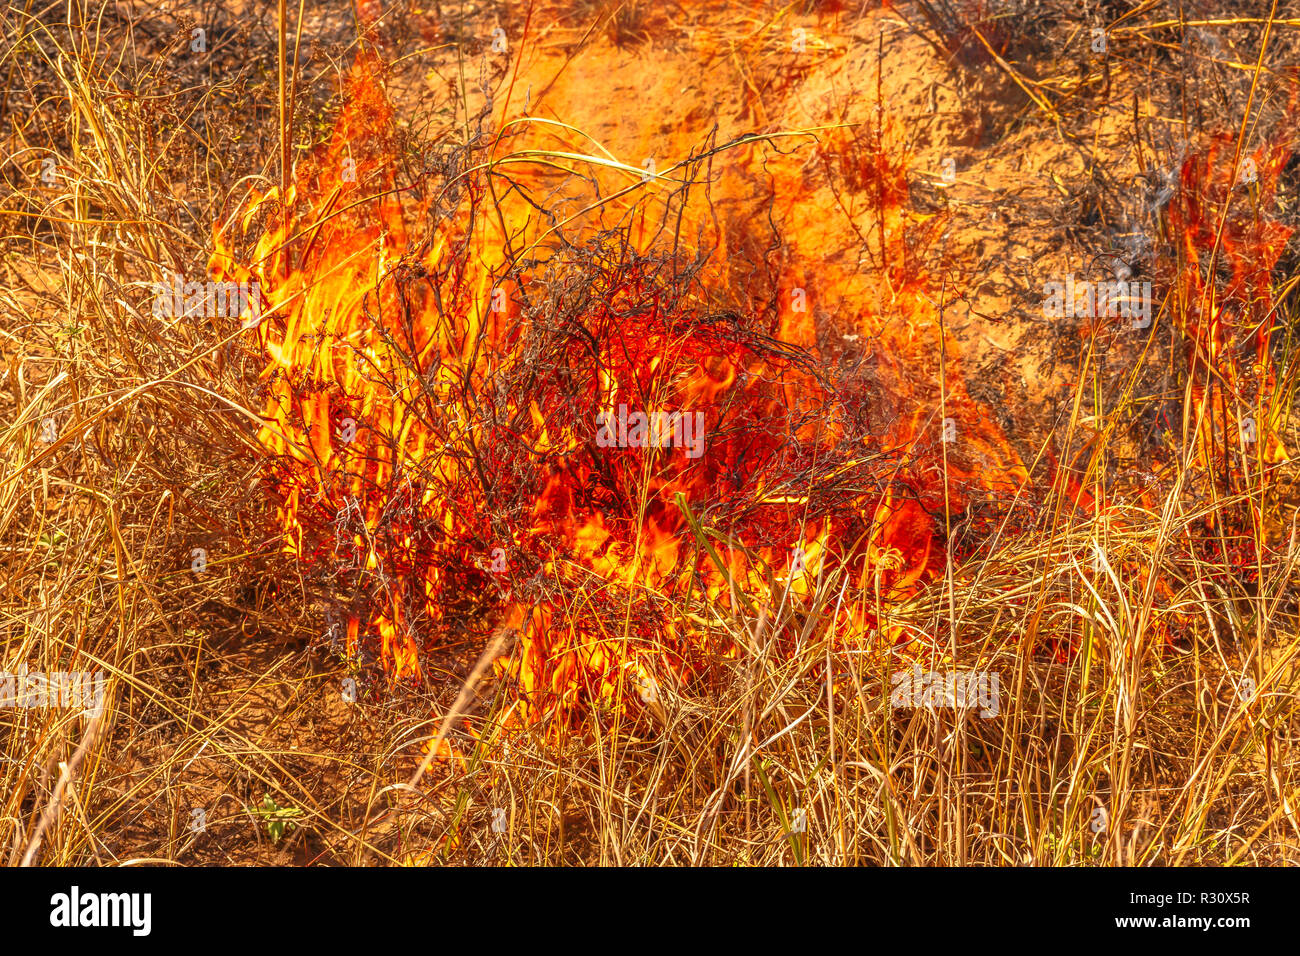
2 0 1300 866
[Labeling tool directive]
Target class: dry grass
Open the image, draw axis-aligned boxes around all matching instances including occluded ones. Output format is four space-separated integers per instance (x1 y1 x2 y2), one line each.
2 0 1299 866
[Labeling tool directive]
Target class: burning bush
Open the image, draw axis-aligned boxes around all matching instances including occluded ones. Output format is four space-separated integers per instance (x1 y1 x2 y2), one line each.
209 42 1052 731
208 7 1300 738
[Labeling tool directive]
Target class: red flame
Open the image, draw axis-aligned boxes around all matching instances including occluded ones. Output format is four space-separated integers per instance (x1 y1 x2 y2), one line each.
210 17 1293 732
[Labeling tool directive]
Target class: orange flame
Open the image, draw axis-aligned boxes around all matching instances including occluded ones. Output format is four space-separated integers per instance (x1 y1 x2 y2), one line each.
210 17 1293 731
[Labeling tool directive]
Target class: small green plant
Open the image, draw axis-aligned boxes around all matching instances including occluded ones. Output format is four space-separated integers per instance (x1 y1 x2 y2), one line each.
1044 827 1104 865
251 794 304 844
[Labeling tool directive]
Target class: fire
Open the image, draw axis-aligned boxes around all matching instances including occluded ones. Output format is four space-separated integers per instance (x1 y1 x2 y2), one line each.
1165 130 1294 478
208 9 1292 733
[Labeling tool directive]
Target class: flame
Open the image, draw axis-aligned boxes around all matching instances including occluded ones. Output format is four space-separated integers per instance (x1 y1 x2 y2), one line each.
1165 129 1295 477
209 11 1293 732
207 31 1027 725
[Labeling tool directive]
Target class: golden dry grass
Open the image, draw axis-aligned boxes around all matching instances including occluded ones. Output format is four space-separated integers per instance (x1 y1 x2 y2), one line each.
2 0 1299 866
